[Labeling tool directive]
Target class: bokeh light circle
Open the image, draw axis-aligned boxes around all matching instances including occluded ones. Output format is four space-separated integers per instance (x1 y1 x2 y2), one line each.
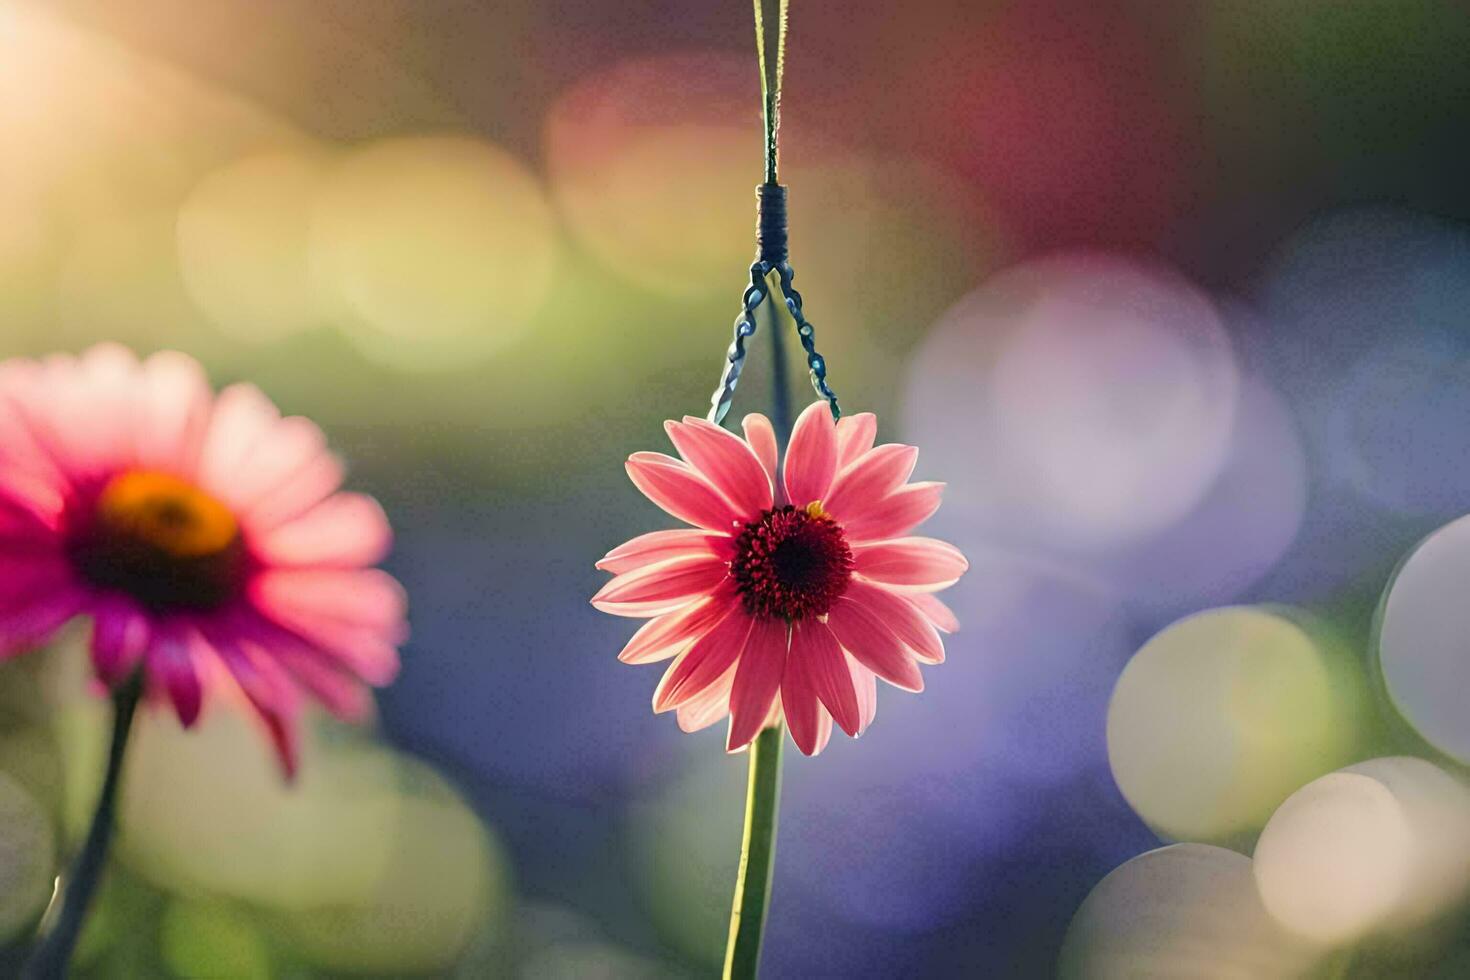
1254 757 1470 944
1107 606 1359 842
1378 514 1470 763
1059 843 1319 979
178 148 331 344
905 253 1239 553
309 135 558 369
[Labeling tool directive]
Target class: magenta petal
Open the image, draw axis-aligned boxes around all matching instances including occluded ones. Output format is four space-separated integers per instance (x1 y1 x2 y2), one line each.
726 617 789 752
851 536 969 590
591 556 730 618
626 452 743 531
205 627 305 779
146 623 204 727
908 592 961 634
782 401 838 507
825 596 925 691
834 413 877 469
790 619 861 737
824 445 919 523
668 418 772 520
90 595 151 685
597 529 728 575
249 569 405 683
618 593 737 664
840 481 945 543
741 414 780 497
0 589 86 660
845 579 946 664
653 606 752 712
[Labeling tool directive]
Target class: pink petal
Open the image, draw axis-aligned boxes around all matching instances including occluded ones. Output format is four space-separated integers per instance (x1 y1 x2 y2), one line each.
790 619 861 737
742 414 779 498
849 656 878 732
0 488 60 545
780 646 826 756
0 554 73 609
825 595 925 691
652 606 753 712
591 556 730 618
229 609 374 721
249 569 406 684
840 482 945 543
231 420 344 532
145 622 204 726
91 595 151 685
676 662 737 732
203 627 305 779
823 445 919 523
851 537 969 591
834 412 877 469
617 593 738 664
252 493 392 568
135 350 213 474
782 401 839 506
726 617 789 752
197 383 280 491
626 452 744 531
667 418 772 520
596 529 728 575
844 579 946 664
908 592 960 634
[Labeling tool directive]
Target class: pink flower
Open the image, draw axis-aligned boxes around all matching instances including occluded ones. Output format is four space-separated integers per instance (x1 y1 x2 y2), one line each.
0 345 407 777
593 402 967 755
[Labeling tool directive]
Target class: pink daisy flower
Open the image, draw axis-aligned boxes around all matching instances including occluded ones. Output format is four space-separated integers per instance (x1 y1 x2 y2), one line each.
0 345 406 777
593 401 967 755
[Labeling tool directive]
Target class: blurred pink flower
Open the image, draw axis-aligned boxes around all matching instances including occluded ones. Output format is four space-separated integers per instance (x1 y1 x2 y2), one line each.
0 345 406 777
593 402 967 755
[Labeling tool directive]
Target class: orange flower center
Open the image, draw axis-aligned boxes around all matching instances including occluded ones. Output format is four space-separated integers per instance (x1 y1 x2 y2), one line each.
70 470 245 611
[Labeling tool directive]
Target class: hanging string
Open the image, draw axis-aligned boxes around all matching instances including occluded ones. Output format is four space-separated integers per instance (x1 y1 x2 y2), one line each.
706 0 841 428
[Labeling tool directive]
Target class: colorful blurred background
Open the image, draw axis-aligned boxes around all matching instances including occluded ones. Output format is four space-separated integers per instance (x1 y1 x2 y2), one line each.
3 0 1470 976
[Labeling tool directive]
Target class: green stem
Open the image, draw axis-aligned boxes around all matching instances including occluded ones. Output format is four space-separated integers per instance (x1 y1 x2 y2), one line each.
22 675 141 980
723 724 785 980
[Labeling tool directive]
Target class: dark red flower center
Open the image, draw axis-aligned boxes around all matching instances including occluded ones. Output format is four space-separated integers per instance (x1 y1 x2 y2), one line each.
730 502 853 621
67 470 245 612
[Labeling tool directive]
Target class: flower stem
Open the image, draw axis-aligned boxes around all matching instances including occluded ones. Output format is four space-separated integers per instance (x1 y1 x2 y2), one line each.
23 674 142 980
723 724 785 980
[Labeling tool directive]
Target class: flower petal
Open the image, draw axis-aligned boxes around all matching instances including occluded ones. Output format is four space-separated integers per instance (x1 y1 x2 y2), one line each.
135 350 213 474
596 529 728 575
591 556 731 618
849 656 878 732
618 592 737 664
823 445 918 523
780 646 827 756
852 537 969 591
91 595 151 685
626 452 744 531
146 622 204 727
782 401 838 507
668 418 772 520
0 588 86 660
834 412 877 469
726 617 789 752
825 595 925 691
844 579 946 664
742 414 779 496
232 420 344 531
252 493 392 568
790 619 861 737
840 482 945 543
908 592 960 634
676 662 737 732
204 627 305 779
249 569 406 683
653 606 753 712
